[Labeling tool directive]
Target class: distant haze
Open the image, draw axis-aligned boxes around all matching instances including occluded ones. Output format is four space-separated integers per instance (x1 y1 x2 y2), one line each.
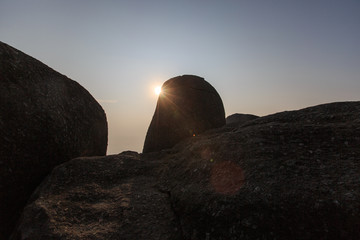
1 0 359 154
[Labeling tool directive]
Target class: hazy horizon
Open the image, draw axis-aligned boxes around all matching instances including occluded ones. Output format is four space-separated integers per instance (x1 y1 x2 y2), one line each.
1 0 359 154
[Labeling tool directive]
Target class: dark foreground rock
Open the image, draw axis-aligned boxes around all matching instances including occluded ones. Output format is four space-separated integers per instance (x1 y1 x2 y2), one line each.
143 75 225 153
0 41 107 238
12 101 360 239
159 101 360 239
11 151 181 240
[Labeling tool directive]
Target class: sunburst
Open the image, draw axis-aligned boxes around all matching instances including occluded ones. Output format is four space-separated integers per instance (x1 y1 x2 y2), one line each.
155 86 162 95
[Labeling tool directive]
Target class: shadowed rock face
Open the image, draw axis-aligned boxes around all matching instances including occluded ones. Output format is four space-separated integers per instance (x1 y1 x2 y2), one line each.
143 75 225 153
12 101 360 240
11 152 182 240
0 41 107 238
159 101 360 239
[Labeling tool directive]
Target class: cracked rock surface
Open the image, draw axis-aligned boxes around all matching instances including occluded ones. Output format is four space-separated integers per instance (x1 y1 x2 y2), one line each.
11 101 360 240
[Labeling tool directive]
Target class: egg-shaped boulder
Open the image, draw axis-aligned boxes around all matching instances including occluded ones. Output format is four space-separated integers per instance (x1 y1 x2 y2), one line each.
143 75 225 153
0 41 108 238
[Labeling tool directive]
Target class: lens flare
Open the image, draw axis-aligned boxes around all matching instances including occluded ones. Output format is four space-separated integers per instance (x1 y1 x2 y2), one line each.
210 161 245 195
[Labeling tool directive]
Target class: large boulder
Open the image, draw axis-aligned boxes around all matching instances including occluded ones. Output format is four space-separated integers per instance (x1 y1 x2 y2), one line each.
159 101 360 239
0 41 107 238
11 152 181 240
143 75 225 153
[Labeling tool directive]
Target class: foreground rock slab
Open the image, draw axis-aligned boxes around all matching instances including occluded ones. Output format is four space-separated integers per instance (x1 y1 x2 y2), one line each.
158 101 360 239
0 41 108 238
11 152 181 240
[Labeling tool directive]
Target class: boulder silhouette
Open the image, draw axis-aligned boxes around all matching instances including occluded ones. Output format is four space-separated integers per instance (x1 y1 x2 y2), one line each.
143 75 225 153
0 41 107 238
226 113 259 126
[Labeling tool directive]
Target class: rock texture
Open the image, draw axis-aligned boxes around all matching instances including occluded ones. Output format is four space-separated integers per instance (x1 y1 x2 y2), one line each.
0 41 108 238
159 101 360 239
226 113 259 126
12 101 360 239
11 152 182 240
143 75 225 153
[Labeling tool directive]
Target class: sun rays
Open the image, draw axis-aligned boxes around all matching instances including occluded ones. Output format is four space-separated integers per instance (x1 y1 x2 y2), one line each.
154 86 162 96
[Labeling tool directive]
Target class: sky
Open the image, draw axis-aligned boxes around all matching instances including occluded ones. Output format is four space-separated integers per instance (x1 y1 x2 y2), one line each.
1 0 359 154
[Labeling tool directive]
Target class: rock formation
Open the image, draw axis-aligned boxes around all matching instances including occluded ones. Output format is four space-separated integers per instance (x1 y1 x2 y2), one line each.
159 101 360 239
143 75 226 153
0 41 108 238
225 113 259 126
12 101 360 240
11 152 181 240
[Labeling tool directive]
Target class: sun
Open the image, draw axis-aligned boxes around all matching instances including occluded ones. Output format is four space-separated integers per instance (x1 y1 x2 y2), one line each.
154 86 162 95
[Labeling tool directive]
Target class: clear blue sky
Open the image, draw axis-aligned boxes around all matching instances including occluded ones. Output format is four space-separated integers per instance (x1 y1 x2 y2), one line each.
1 0 359 154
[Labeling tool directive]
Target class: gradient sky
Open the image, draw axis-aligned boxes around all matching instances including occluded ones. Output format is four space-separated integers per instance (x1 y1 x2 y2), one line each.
1 0 359 154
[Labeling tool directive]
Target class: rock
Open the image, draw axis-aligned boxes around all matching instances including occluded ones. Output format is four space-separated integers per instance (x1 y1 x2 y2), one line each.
143 75 225 153
158 101 360 239
226 113 259 126
11 101 360 239
0 41 107 238
11 152 182 240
